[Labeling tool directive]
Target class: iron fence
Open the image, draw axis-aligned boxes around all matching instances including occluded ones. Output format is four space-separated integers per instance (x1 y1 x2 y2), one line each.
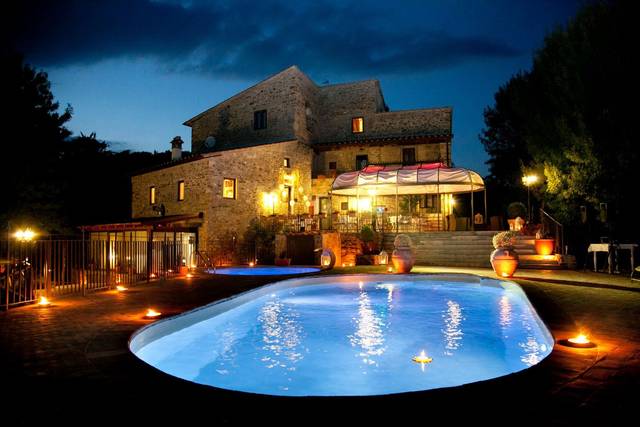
1 238 195 309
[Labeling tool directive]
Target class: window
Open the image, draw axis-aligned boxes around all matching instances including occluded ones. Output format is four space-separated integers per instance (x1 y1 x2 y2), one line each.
402 147 416 165
355 154 368 170
329 161 337 170
223 178 236 199
284 157 291 168
177 181 185 201
254 110 267 130
150 187 156 205
352 117 364 133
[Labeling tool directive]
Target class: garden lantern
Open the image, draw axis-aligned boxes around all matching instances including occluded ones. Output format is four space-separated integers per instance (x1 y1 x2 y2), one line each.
378 250 389 265
320 249 336 270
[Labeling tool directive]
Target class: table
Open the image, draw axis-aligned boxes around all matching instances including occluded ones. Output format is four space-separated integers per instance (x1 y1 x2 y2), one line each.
588 243 638 275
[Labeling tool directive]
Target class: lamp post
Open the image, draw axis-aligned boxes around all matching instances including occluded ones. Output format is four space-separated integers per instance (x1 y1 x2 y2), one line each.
522 175 539 223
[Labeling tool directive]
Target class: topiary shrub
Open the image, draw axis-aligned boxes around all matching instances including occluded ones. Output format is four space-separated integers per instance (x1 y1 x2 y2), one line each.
506 202 527 219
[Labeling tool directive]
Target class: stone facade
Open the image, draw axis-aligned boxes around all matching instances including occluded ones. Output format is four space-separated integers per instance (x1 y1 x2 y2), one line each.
132 140 313 250
132 65 454 255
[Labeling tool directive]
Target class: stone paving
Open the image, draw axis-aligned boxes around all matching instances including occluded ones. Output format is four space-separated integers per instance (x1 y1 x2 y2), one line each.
1 268 639 425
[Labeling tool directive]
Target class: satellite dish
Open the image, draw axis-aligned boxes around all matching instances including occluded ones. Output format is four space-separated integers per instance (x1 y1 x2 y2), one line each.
204 136 216 148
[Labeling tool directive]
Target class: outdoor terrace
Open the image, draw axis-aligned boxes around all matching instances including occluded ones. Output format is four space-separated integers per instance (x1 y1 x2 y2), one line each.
1 266 638 424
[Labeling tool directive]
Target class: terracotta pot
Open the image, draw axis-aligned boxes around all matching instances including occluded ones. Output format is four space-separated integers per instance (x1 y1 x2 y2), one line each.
534 239 555 256
392 248 415 273
490 247 519 278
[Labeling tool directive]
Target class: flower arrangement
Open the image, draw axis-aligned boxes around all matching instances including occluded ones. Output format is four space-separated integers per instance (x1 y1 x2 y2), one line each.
492 231 519 249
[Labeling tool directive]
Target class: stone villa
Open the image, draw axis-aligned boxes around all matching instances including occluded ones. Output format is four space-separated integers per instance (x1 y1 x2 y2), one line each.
85 66 489 266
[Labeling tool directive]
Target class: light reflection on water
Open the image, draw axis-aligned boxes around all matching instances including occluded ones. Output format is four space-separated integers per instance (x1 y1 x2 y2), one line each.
517 312 548 366
499 295 513 337
442 300 464 355
349 284 396 366
258 297 306 371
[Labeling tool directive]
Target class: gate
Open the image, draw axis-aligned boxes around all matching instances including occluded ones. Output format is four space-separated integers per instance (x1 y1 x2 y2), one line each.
286 235 315 265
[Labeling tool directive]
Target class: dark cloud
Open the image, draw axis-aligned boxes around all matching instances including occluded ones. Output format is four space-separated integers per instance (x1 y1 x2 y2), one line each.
6 0 521 79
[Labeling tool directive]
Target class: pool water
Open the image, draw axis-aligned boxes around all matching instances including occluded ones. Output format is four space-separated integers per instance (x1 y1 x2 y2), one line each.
209 266 320 275
130 275 553 396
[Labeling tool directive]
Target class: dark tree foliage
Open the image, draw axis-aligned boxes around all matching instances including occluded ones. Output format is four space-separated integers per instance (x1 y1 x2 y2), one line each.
0 51 72 233
480 0 638 244
1 52 172 235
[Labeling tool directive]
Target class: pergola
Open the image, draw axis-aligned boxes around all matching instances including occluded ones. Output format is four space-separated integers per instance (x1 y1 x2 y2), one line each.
330 162 486 231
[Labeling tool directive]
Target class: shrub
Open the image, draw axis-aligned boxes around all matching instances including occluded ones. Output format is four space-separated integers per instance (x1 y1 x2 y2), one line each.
492 231 519 249
506 202 527 219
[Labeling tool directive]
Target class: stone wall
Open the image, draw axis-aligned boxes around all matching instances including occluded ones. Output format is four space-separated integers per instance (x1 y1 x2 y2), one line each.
132 140 314 251
314 108 451 145
187 67 312 152
186 66 451 154
314 140 449 176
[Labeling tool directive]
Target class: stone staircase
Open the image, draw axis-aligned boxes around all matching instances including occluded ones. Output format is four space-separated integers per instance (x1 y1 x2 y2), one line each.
382 232 568 269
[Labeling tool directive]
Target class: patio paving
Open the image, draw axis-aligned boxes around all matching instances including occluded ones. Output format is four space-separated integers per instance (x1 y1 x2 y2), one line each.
1 267 639 425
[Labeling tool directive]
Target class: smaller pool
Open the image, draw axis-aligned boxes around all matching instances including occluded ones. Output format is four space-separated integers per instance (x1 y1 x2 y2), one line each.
208 266 320 276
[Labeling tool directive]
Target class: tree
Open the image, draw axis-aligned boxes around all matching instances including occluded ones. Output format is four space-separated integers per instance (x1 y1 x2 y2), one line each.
0 51 72 233
480 0 638 243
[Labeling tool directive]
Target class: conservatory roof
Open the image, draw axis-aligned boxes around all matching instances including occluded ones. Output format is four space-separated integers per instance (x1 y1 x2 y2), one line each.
331 163 485 196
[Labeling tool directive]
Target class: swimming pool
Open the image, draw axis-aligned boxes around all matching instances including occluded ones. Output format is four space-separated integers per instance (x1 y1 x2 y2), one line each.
208 266 321 275
130 274 553 396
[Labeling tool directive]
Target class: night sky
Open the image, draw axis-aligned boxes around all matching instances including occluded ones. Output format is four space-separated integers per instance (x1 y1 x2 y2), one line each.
8 0 583 175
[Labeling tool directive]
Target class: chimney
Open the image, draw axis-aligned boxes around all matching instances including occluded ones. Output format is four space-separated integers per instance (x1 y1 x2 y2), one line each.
171 136 183 161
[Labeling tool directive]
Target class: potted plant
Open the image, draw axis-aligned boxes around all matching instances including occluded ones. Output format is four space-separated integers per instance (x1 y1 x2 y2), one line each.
490 231 520 278
534 230 555 256
360 225 377 254
275 250 291 266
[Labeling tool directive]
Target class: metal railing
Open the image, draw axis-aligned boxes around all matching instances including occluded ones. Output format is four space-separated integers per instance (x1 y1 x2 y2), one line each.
540 208 565 254
1 238 195 309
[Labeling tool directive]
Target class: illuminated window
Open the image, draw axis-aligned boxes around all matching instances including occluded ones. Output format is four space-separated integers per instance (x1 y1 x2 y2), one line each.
223 178 236 199
284 157 290 168
352 117 364 133
254 110 267 130
178 181 185 201
150 187 156 205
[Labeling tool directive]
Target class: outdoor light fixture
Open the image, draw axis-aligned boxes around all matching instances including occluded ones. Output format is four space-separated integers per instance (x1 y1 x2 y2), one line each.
559 334 596 349
522 174 540 222
14 228 36 242
412 350 433 365
379 250 388 265
37 296 51 306
320 249 335 269
150 273 157 279
144 309 161 319
249 261 255 267
387 266 393 273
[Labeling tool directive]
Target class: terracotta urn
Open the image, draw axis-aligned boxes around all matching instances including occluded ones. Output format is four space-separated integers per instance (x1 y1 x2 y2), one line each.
391 234 415 273
490 247 519 278
534 239 555 256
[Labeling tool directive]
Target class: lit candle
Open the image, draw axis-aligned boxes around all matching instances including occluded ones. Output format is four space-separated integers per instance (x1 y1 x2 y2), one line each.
412 350 433 364
38 296 51 306
145 309 161 318
116 285 128 292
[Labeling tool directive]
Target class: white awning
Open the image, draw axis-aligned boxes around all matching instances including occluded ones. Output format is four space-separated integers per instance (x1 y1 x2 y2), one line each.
331 163 485 196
